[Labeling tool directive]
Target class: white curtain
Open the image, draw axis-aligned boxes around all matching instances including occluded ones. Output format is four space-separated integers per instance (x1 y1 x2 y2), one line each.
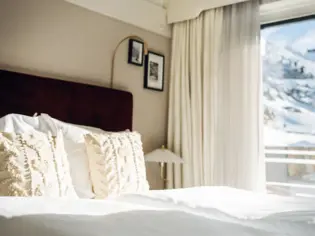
167 0 265 191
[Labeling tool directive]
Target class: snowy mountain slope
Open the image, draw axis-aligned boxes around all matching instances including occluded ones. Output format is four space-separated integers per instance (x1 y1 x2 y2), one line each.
263 24 315 147
291 29 315 57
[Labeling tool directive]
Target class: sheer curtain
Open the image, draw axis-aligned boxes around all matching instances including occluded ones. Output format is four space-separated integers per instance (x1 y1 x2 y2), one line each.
167 0 265 191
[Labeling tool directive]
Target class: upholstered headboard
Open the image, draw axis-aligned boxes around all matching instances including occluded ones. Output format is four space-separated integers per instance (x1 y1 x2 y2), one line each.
0 70 133 131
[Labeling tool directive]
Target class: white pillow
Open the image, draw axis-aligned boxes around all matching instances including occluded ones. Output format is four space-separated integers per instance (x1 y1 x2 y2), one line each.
76 124 106 134
0 114 52 133
0 131 77 198
85 131 149 199
40 114 98 199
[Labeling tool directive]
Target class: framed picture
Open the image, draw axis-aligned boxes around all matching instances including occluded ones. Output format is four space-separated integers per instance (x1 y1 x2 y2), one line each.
128 39 144 66
144 51 165 91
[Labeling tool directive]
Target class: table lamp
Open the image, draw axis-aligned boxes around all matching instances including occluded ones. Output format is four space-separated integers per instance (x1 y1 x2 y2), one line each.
145 146 184 189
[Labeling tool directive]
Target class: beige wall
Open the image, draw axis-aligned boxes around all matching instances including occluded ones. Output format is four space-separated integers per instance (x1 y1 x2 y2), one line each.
0 0 171 189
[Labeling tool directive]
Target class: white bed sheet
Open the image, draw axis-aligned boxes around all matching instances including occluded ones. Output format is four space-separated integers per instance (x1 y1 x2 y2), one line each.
1 187 315 236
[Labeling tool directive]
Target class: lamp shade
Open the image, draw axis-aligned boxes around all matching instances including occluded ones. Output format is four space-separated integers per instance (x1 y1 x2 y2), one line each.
145 148 184 163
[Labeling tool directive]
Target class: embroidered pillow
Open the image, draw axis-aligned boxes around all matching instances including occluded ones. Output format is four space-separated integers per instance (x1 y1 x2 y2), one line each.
85 132 149 198
0 131 77 198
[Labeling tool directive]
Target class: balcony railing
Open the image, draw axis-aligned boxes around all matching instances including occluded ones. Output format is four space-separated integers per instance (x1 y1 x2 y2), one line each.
265 146 315 197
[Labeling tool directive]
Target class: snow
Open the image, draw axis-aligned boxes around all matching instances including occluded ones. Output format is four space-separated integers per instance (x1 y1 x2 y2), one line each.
291 29 315 55
264 127 315 147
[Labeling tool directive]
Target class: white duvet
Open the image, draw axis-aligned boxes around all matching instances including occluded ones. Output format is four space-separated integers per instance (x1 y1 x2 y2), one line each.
1 187 315 236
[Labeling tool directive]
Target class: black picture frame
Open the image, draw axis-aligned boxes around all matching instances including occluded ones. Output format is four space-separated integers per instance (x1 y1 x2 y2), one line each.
144 51 165 92
128 39 144 66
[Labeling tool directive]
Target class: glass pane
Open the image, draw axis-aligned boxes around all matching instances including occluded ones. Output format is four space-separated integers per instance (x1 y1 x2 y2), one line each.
266 162 315 197
267 185 315 198
262 17 315 196
267 162 315 182
262 17 315 147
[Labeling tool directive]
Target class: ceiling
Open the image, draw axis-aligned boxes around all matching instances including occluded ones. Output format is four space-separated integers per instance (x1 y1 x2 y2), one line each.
144 0 168 8
64 0 171 37
63 0 314 38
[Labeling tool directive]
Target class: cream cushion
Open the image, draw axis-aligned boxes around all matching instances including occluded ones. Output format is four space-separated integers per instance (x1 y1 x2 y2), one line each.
0 131 77 197
85 132 149 198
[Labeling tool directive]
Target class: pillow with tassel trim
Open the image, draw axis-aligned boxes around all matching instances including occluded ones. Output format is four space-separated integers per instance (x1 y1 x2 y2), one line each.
0 131 77 198
85 131 149 199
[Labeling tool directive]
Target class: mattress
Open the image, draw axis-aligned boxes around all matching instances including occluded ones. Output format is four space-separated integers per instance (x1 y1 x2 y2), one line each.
1 187 315 236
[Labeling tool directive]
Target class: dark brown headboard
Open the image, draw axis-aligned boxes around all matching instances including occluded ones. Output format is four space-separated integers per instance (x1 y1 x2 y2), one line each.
0 70 133 131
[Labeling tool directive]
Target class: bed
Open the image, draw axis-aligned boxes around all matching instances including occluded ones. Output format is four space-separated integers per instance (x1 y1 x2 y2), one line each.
0 69 315 236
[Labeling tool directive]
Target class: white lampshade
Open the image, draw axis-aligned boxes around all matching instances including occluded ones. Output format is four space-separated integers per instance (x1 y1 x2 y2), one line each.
145 148 184 163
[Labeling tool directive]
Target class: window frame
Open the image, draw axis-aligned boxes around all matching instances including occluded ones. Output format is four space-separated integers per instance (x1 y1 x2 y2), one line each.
261 13 315 194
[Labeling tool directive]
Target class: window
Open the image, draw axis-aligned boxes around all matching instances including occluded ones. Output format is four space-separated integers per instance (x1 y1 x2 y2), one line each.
262 16 315 197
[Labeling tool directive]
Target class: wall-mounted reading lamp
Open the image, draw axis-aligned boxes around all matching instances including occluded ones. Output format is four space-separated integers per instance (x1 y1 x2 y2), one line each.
110 35 148 89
